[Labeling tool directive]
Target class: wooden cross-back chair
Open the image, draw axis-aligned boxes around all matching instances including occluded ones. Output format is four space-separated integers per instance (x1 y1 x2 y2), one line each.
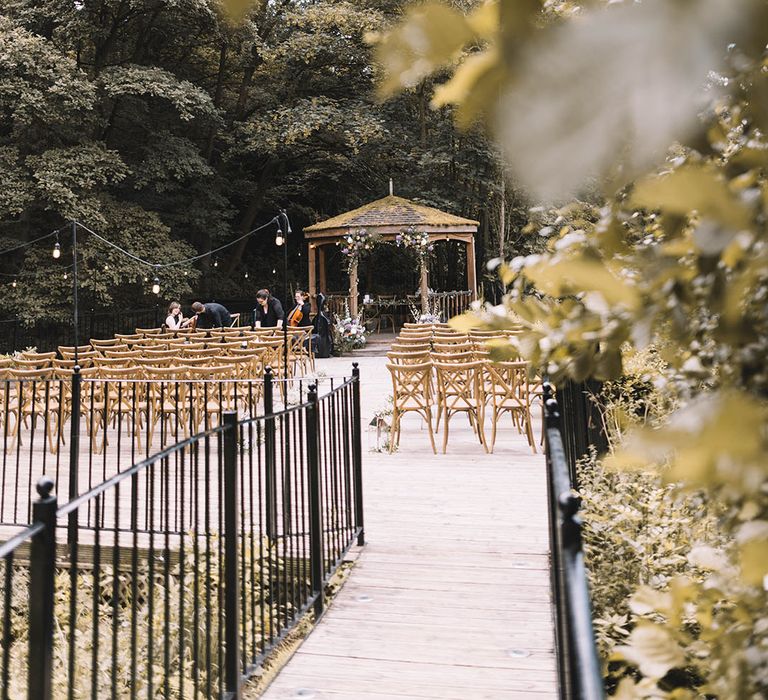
4 368 57 453
58 345 92 358
483 361 536 453
434 360 488 454
185 364 237 431
88 367 148 453
386 361 436 454
14 356 53 370
89 338 122 349
142 366 191 448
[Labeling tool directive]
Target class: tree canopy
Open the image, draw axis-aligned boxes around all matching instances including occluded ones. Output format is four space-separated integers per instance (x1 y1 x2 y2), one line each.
0 0 513 322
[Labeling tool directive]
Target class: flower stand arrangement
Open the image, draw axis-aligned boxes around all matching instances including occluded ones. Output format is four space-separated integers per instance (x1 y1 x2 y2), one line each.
332 308 368 355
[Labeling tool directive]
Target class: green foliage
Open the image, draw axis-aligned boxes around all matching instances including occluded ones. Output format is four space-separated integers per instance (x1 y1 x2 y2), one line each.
0 0 512 320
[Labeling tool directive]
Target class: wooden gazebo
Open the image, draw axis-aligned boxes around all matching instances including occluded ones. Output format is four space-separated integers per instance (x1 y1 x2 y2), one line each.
304 194 479 316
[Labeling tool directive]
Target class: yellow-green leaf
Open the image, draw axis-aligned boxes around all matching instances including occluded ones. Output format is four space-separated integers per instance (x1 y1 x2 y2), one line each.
616 623 686 679
631 165 753 233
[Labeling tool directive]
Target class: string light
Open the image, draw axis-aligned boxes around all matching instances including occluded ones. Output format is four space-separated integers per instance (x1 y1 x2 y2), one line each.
12 279 17 288
151 266 161 295
63 272 68 280
275 229 284 247
52 233 61 259
272 268 276 275
244 270 249 279
213 257 219 268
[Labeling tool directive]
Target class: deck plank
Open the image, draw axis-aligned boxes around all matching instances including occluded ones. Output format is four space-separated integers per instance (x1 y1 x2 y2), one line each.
259 355 557 700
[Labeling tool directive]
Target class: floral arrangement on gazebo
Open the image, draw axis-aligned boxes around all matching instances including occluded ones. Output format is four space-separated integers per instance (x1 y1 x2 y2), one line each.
396 226 435 312
395 226 434 260
337 228 381 272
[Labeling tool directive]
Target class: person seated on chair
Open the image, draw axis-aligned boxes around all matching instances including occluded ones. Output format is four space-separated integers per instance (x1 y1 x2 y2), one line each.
191 300 232 329
164 301 190 330
253 289 285 328
287 290 312 327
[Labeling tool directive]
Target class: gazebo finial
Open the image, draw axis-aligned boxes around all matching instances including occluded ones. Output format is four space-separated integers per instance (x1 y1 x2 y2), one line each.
389 178 393 196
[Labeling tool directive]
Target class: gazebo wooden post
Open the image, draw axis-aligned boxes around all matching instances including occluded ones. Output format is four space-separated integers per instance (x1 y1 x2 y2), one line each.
420 261 429 314
318 245 327 295
466 239 478 300
349 258 359 317
308 244 317 313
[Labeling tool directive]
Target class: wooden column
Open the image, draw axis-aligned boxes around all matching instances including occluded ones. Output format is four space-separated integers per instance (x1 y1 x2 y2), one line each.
308 244 317 313
349 259 359 317
419 261 429 314
318 245 327 295
466 238 478 300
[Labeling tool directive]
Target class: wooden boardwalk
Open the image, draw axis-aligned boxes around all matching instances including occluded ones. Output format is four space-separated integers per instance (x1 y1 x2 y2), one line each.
260 354 557 699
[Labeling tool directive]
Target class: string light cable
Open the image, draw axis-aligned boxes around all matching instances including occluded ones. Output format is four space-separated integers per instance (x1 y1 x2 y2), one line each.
73 216 280 269
0 225 69 256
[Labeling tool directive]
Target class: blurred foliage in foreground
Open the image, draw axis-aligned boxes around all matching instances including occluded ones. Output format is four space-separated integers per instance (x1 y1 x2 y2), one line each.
377 0 768 697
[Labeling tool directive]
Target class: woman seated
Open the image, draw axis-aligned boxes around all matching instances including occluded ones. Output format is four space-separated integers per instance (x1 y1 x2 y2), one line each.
288 290 312 327
164 301 189 330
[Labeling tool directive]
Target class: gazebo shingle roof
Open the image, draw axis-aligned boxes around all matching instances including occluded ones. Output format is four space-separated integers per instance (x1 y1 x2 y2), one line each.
304 195 479 232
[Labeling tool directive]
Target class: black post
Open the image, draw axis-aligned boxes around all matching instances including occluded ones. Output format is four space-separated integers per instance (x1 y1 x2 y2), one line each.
28 477 57 700
67 366 81 545
306 384 324 618
71 220 79 365
222 411 242 698
263 367 278 540
351 363 364 546
280 210 291 378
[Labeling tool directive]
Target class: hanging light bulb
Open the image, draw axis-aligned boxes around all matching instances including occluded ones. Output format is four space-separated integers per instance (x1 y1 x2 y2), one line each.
213 257 219 268
244 270 249 279
152 277 160 295
12 279 17 288
52 233 61 259
272 268 276 275
275 228 284 247
63 271 68 280
104 264 109 271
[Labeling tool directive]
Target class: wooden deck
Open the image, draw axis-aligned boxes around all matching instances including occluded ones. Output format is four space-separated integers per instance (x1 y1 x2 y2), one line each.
260 354 557 699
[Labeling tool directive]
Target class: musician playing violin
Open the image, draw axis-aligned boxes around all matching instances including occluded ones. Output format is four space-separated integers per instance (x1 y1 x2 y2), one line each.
287 290 312 328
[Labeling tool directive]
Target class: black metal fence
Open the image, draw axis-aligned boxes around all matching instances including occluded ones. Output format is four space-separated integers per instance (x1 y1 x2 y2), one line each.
0 373 274 527
0 307 260 355
543 383 604 700
0 366 364 698
556 379 608 485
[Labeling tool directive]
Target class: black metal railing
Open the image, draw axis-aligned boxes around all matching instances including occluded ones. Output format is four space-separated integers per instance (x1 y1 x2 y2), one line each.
0 309 162 354
0 365 363 698
543 383 604 700
556 379 608 485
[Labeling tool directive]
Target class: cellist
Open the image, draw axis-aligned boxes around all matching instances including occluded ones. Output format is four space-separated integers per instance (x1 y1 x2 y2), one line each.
287 290 312 327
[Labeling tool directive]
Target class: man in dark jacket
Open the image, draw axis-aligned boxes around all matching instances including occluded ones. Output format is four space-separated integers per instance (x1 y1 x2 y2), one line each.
191 301 232 328
253 289 285 328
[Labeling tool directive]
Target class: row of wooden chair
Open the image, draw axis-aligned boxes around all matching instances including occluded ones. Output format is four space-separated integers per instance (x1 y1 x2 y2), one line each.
386 325 535 455
0 364 265 455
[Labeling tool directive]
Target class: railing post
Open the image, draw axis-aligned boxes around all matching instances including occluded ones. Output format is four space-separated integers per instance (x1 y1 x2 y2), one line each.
306 384 324 618
222 411 242 699
351 363 365 546
263 367 278 540
28 477 57 700
67 367 81 545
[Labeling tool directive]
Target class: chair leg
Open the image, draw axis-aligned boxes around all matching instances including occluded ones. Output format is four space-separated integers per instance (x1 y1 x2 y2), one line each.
425 409 437 455
389 411 400 453
442 407 450 454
